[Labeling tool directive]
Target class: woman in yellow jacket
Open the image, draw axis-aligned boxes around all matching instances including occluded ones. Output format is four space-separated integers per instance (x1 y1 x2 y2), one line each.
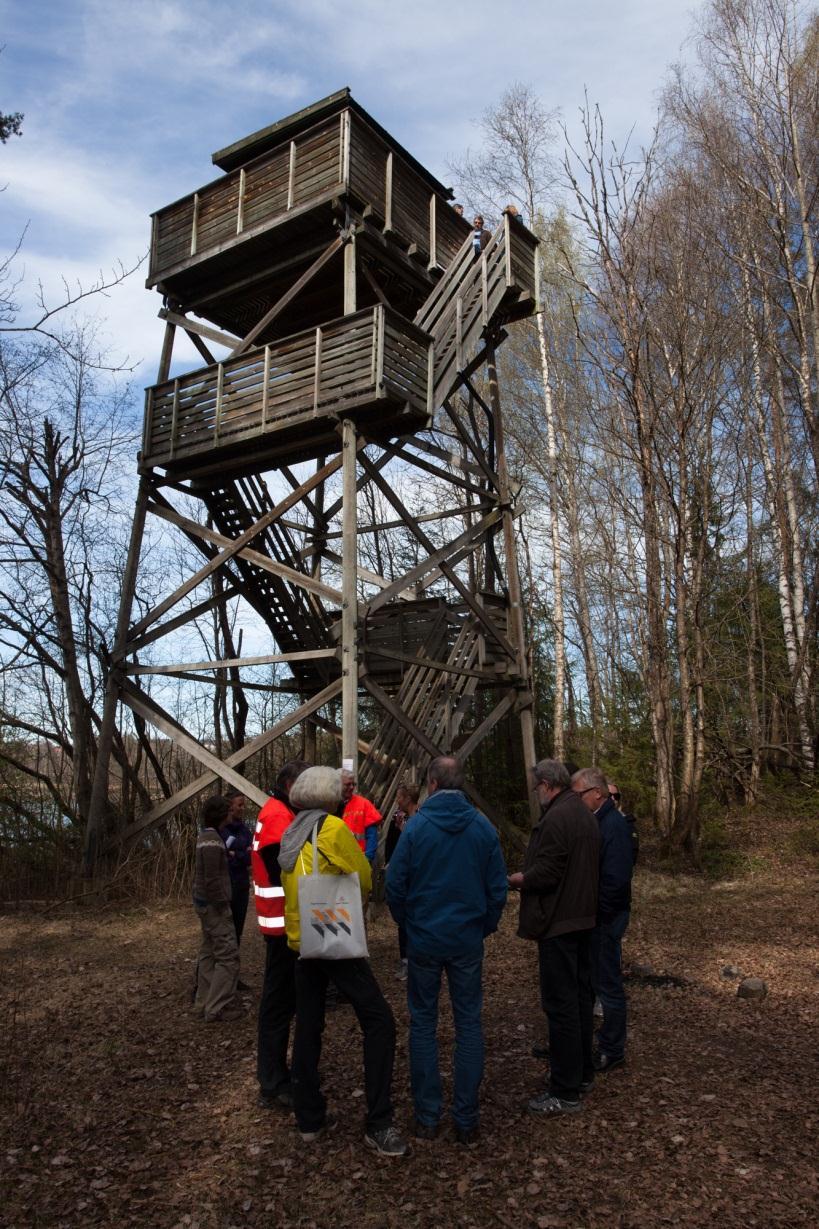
278 765 409 1157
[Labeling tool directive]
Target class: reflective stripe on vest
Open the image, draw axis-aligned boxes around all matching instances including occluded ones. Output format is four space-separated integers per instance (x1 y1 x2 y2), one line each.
252 797 293 937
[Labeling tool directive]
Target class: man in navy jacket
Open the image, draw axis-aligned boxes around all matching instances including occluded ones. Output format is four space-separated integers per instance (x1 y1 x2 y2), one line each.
572 767 635 1072
386 756 507 1145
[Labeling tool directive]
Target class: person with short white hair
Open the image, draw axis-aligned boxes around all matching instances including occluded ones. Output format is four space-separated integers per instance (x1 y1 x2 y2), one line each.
278 766 408 1158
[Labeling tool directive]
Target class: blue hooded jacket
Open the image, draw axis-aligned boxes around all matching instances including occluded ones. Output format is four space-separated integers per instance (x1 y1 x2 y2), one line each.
385 789 508 958
595 797 634 922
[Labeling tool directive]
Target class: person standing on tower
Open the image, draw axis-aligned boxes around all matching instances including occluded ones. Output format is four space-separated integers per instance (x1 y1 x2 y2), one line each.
252 759 309 1109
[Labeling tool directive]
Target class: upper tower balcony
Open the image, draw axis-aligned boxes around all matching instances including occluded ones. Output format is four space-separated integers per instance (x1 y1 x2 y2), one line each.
147 88 471 343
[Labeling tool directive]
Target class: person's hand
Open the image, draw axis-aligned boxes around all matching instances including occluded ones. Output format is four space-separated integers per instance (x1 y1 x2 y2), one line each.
508 872 524 890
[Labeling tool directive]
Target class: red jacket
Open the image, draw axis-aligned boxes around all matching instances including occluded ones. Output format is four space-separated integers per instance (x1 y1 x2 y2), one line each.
341 793 382 851
251 792 293 938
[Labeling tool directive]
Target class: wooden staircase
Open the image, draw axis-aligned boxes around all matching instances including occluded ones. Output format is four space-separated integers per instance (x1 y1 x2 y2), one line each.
199 474 336 691
415 212 537 409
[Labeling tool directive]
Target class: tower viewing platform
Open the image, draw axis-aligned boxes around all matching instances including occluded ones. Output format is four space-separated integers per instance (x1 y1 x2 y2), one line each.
147 88 469 340
141 90 540 478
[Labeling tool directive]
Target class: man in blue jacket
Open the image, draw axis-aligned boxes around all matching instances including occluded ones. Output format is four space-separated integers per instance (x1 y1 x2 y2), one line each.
572 767 635 1072
386 756 507 1146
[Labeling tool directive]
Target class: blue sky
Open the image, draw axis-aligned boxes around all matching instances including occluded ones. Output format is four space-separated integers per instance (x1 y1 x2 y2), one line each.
1 0 703 382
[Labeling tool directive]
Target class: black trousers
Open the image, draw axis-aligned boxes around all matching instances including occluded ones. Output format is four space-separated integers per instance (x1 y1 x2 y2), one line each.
230 882 249 945
537 929 594 1101
292 957 396 1134
257 935 297 1094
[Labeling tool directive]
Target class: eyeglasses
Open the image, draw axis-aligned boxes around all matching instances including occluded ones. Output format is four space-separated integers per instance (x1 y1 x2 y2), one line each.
573 786 597 797
610 792 621 802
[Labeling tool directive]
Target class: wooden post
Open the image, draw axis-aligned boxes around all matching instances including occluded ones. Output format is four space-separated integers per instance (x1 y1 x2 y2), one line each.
341 418 358 772
237 168 246 233
304 717 318 763
83 478 151 874
486 343 538 820
287 141 297 210
157 320 176 384
343 233 357 315
384 152 393 233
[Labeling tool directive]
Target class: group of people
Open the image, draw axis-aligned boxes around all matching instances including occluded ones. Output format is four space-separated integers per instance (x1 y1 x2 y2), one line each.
190 753 636 1155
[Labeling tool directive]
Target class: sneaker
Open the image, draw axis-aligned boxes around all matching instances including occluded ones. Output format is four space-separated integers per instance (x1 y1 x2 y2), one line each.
364 1124 410 1157
579 1075 595 1097
593 1052 625 1074
258 1087 294 1110
527 1091 581 1116
395 959 408 981
300 1114 338 1143
454 1124 480 1147
413 1119 439 1140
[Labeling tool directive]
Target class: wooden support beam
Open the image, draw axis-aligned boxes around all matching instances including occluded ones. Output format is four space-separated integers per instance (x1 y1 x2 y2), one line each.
455 690 518 762
124 585 240 657
119 681 269 808
361 263 391 307
407 434 495 484
365 504 503 615
186 329 216 367
159 308 240 351
441 398 499 489
486 342 538 817
229 234 345 359
341 418 359 770
156 320 176 383
343 233 357 314
383 440 489 498
109 678 344 849
146 500 344 606
359 452 518 660
365 645 502 682
84 478 151 871
129 451 346 641
126 647 339 676
320 550 417 601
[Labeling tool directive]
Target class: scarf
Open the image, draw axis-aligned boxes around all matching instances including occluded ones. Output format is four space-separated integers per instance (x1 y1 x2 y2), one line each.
278 808 327 872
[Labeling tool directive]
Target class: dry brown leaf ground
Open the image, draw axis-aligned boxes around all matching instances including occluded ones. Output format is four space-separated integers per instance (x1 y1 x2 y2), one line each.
1 865 818 1229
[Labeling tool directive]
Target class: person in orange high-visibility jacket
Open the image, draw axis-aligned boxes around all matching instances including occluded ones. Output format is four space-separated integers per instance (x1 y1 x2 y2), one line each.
340 769 382 863
252 759 309 1110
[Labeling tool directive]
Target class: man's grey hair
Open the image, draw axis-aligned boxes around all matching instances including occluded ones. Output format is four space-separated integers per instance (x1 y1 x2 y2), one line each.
289 765 343 812
341 768 355 782
571 767 609 795
427 755 465 791
531 758 570 789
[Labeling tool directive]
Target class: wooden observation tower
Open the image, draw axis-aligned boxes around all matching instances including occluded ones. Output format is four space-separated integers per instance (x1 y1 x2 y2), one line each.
87 89 540 859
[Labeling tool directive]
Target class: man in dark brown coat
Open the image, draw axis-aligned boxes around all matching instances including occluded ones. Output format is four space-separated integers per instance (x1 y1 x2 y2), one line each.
508 759 599 1115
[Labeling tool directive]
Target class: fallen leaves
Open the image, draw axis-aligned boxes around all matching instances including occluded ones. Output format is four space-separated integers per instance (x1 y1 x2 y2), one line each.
1 868 819 1228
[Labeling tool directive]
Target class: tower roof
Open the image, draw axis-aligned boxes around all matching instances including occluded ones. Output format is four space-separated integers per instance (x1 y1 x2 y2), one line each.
211 87 453 199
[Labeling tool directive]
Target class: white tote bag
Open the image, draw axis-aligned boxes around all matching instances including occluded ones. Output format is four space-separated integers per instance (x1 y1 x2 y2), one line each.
297 822 369 959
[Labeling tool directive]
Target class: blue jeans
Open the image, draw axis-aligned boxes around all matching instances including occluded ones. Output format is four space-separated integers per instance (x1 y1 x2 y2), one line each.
592 910 630 1060
407 946 484 1131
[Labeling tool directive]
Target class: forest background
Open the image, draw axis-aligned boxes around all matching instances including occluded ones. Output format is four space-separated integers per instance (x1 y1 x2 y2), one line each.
0 0 817 899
